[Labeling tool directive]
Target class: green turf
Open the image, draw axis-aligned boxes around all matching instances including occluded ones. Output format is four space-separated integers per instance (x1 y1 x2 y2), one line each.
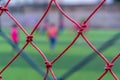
0 28 120 80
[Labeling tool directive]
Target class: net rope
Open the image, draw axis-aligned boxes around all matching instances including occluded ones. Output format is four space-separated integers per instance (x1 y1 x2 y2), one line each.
0 0 120 80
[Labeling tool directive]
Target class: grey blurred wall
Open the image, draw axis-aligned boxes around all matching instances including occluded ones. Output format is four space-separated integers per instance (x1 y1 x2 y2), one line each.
1 3 120 29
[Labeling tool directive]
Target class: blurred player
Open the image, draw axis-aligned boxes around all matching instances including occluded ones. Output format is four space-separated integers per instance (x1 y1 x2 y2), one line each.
10 24 19 45
42 19 50 34
47 23 58 50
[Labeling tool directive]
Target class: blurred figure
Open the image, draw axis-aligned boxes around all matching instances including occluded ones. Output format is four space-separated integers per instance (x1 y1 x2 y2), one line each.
58 15 64 31
10 24 19 45
47 23 58 50
42 19 50 34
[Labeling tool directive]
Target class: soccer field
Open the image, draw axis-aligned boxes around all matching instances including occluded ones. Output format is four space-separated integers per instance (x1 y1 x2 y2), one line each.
0 29 120 80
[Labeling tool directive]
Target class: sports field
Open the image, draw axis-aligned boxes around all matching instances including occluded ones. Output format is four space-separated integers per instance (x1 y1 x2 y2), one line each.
0 28 120 80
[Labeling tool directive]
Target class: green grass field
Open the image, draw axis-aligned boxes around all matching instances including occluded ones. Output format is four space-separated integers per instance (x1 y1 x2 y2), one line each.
0 28 120 80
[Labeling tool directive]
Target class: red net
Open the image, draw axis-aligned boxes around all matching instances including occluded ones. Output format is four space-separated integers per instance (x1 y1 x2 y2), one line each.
0 0 120 80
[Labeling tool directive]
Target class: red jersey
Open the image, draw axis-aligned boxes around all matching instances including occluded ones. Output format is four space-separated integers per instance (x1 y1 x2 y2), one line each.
47 26 58 38
10 27 19 43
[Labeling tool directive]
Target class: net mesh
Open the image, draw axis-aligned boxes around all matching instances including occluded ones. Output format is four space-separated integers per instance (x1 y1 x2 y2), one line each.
0 0 120 80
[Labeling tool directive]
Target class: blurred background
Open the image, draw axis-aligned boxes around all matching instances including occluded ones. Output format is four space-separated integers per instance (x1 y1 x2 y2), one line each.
0 0 120 80
0 0 120 28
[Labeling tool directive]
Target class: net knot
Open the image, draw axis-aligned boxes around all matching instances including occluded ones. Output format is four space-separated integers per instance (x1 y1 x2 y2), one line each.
0 6 8 11
26 35 33 42
78 23 88 32
105 63 114 70
45 61 52 68
0 75 2 80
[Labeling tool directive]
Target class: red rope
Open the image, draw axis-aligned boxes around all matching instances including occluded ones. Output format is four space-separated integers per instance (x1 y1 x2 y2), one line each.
0 0 119 80
84 0 106 24
6 11 29 35
0 6 8 12
0 43 29 74
81 33 109 64
30 0 54 35
81 33 120 80
0 0 10 15
98 53 120 80
54 0 81 29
